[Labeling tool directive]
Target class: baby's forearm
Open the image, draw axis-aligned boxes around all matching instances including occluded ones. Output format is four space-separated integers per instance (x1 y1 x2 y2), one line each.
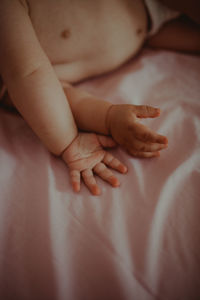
63 84 112 135
4 63 78 156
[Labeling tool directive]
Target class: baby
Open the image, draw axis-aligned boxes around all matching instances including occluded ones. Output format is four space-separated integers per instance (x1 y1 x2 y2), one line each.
0 0 199 195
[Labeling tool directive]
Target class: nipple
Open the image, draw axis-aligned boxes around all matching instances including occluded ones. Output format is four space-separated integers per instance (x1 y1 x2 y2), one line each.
61 29 71 39
136 28 143 35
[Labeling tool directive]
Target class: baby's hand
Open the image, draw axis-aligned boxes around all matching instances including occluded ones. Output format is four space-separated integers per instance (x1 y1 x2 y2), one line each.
106 104 168 158
61 132 127 195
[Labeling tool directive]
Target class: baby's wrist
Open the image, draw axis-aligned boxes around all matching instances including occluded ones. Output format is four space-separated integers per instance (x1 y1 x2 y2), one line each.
59 133 78 162
59 144 70 159
105 104 115 135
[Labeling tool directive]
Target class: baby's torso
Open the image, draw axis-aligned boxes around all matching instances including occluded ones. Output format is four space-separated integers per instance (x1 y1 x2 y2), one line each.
27 0 148 82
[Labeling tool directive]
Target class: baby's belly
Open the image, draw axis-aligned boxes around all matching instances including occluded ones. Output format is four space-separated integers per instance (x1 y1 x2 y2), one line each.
28 0 148 82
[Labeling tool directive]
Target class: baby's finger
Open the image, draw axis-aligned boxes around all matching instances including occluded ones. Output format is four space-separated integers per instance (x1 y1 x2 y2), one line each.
133 122 168 144
93 162 120 187
132 139 168 152
97 135 117 148
103 152 128 173
134 105 160 118
82 169 101 195
128 150 160 158
70 170 81 192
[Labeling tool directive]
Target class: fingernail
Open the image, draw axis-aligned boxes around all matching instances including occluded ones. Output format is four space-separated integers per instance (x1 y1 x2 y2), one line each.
124 167 128 173
121 165 128 173
156 108 160 114
94 189 101 196
111 177 120 187
73 182 80 192
153 108 160 117
164 138 168 144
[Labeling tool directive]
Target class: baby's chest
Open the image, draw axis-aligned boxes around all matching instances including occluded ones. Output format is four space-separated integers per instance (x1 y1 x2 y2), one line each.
28 0 147 81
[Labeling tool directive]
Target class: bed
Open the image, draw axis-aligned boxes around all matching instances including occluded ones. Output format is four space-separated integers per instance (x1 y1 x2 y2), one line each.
0 49 200 300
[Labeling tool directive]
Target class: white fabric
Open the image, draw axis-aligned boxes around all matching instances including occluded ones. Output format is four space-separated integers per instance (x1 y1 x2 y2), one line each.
145 0 180 36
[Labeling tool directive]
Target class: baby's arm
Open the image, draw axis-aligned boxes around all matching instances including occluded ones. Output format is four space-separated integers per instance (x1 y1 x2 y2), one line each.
0 0 77 155
62 83 168 158
61 82 112 135
147 16 200 55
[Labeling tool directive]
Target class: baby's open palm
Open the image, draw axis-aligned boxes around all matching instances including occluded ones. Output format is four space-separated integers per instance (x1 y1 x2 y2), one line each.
62 132 127 195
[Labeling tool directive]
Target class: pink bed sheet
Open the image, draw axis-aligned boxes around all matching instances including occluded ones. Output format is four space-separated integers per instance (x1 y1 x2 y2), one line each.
0 49 200 300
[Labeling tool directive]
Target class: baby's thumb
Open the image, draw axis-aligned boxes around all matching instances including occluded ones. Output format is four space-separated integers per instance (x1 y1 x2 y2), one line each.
134 105 160 118
97 135 117 148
